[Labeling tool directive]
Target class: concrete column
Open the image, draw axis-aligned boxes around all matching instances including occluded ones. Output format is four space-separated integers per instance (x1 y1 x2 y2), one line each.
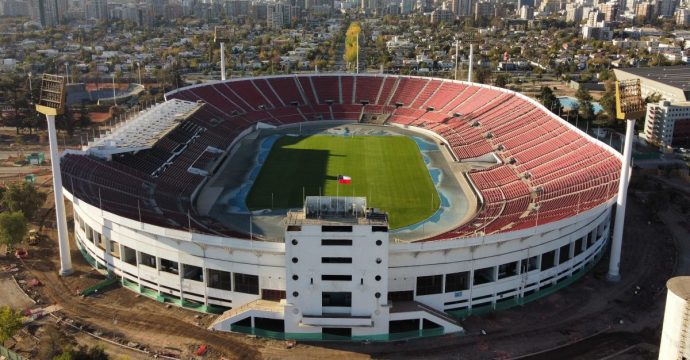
607 119 635 282
47 115 73 276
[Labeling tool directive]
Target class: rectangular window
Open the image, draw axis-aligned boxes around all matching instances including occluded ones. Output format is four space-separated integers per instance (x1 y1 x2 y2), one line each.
445 271 469 292
322 292 352 307
95 233 105 250
182 264 203 282
559 244 571 264
109 240 120 259
541 250 556 270
522 256 538 272
234 273 259 295
122 246 136 265
207 269 232 291
160 258 179 275
321 239 352 246
473 266 495 285
261 289 286 301
140 252 156 268
321 275 352 281
322 225 352 232
85 224 93 242
321 257 352 264
587 231 596 248
372 226 388 232
388 290 414 301
574 238 583 257
498 261 518 279
416 275 443 296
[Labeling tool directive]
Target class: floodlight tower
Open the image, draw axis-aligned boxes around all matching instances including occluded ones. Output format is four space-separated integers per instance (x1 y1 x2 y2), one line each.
459 32 480 83
214 26 229 81
36 74 72 276
607 79 645 282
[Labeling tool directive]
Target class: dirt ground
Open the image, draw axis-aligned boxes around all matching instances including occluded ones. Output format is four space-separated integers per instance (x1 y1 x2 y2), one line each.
0 127 688 359
0 274 35 309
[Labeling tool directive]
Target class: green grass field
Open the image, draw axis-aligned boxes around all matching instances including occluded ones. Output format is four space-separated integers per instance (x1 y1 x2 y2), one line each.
246 135 440 229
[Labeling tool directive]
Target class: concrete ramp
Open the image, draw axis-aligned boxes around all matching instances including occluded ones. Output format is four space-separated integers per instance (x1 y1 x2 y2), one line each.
389 301 464 335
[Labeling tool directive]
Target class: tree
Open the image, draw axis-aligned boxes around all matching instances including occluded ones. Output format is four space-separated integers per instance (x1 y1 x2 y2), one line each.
343 22 361 69
538 86 563 114
473 66 492 84
0 211 28 250
599 80 616 120
54 345 109 360
494 74 510 88
575 86 595 122
0 182 47 220
0 305 23 346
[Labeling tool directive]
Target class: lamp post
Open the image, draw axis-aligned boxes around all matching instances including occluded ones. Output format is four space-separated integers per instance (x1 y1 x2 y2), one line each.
35 74 72 276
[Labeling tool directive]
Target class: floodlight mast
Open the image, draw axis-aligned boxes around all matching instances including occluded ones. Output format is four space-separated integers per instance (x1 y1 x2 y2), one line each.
607 79 645 282
36 74 72 276
459 32 479 83
215 27 230 81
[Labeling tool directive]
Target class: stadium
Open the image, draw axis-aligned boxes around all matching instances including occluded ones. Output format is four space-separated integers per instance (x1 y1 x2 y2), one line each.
61 74 621 341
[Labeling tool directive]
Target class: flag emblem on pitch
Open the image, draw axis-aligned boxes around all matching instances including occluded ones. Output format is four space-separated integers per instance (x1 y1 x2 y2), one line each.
338 175 351 184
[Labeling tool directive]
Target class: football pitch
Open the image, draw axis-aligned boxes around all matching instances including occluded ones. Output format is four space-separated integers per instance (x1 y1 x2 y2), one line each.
246 135 440 229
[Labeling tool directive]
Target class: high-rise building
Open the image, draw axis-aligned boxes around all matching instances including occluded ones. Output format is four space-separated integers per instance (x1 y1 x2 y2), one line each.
430 8 454 23
518 0 534 9
643 101 690 147
400 0 415 13
676 8 690 24
86 0 107 20
451 0 473 16
1 0 29 16
32 0 67 26
634 1 654 21
600 2 618 20
520 4 534 18
474 1 493 20
658 0 677 17
566 3 584 22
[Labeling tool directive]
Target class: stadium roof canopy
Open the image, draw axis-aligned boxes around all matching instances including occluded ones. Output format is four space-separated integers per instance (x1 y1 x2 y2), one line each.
87 99 200 159
617 66 690 91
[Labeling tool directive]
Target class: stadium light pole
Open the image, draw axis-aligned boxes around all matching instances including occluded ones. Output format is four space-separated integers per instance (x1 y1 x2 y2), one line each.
459 32 479 83
607 118 634 282
607 79 645 282
454 40 459 81
356 31 360 74
215 26 229 81
112 73 117 107
36 74 72 276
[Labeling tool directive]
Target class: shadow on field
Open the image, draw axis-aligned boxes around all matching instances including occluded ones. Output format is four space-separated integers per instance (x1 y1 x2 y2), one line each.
247 137 333 209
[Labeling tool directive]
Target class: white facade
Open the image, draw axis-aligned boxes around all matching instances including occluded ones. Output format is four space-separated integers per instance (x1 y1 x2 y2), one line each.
283 199 391 338
67 185 612 340
659 277 690 360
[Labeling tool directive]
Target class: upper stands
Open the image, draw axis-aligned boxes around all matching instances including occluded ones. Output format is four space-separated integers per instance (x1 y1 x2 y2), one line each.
62 75 621 241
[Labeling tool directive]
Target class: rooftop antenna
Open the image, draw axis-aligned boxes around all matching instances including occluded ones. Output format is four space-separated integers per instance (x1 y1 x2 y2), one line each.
607 79 645 282
36 74 72 276
214 26 229 81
